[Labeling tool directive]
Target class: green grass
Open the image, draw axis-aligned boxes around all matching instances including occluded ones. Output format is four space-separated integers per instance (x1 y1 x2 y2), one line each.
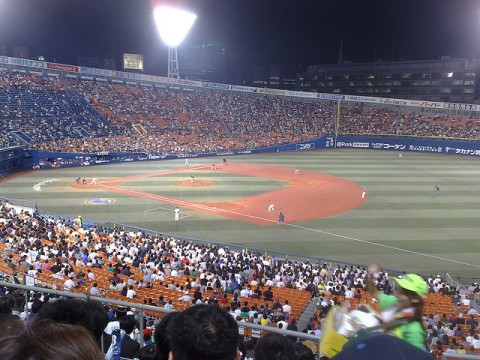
121 171 286 201
2 149 480 279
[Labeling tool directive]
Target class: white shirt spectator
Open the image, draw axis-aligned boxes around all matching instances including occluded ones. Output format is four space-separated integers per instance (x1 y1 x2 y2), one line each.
64 277 75 291
178 292 192 305
164 301 174 310
277 320 289 329
345 288 354 299
126 287 136 299
90 284 101 296
104 321 120 335
467 308 478 316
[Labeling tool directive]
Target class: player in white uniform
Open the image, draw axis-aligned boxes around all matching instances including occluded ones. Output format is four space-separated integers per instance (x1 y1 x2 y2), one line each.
174 207 180 221
185 159 190 167
268 200 275 212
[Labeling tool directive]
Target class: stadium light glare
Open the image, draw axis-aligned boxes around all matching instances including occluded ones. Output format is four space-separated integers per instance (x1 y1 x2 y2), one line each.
153 6 197 78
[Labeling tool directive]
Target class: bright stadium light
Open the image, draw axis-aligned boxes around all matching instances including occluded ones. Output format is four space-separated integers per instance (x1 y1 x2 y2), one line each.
153 6 197 78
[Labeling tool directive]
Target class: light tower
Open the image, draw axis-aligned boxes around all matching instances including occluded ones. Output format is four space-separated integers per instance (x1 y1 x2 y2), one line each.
153 6 197 78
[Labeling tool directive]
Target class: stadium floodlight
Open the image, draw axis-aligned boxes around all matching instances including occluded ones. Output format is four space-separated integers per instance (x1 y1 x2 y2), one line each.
153 6 197 78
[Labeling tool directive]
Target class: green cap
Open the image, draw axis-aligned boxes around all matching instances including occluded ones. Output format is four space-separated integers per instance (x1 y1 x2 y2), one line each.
393 274 429 297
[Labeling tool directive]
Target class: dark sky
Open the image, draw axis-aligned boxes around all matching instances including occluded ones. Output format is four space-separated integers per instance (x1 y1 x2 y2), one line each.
1 0 480 76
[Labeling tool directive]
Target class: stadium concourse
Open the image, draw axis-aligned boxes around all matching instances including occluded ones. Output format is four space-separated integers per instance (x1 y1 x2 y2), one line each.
0 200 480 359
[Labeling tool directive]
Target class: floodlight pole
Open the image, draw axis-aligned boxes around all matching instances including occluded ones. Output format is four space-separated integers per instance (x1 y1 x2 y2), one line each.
154 6 196 80
168 47 180 78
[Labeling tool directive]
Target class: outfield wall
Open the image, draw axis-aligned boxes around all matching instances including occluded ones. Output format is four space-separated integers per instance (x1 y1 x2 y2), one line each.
24 135 480 170
0 147 26 175
334 135 480 156
26 137 328 169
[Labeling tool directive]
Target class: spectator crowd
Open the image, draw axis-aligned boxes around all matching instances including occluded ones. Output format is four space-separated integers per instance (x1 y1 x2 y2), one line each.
2 68 480 157
0 199 479 359
2 67 480 359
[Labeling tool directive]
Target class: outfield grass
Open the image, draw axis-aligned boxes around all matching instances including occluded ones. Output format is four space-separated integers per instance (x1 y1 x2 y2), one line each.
2 149 480 278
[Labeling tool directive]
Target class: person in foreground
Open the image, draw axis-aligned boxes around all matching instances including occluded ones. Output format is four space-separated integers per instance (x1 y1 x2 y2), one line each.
0 318 104 360
168 304 240 360
366 263 429 350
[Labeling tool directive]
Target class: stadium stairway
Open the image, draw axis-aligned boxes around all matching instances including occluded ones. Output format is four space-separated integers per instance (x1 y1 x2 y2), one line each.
297 297 318 331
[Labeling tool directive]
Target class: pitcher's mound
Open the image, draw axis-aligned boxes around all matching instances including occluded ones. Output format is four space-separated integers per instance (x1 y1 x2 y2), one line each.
178 180 215 187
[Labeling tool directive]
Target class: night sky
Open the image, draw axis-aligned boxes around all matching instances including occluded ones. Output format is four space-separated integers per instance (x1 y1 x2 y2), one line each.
1 0 479 77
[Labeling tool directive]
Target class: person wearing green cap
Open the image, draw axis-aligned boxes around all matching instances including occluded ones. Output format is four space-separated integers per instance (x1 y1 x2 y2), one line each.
367 263 430 350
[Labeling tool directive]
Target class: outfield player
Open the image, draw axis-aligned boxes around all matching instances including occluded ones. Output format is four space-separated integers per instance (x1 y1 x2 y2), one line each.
174 207 180 221
435 185 440 196
185 159 190 167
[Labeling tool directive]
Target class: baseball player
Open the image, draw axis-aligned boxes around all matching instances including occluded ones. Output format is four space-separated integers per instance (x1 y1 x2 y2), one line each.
268 200 275 212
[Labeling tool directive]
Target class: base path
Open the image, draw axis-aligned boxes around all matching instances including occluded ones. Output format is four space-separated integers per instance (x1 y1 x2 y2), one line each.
90 163 365 226
201 163 365 225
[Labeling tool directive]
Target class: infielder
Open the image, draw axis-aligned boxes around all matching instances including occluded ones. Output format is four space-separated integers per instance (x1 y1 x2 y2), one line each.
268 200 275 212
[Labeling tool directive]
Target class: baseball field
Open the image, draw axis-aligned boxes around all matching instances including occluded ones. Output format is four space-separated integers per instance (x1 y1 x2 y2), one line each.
2 149 480 279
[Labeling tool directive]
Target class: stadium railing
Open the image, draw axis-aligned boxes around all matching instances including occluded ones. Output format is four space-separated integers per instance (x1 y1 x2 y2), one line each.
0 279 321 350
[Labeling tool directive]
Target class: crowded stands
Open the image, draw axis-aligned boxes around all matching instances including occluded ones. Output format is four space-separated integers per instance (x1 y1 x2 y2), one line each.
0 199 479 359
2 68 480 157
2 68 480 358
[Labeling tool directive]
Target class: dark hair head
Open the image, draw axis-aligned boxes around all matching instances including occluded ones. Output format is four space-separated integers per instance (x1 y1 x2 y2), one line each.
31 300 43 314
36 299 108 341
0 294 15 315
254 333 296 360
135 344 157 360
153 312 178 360
119 314 137 334
0 319 104 360
292 343 315 360
169 304 239 360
